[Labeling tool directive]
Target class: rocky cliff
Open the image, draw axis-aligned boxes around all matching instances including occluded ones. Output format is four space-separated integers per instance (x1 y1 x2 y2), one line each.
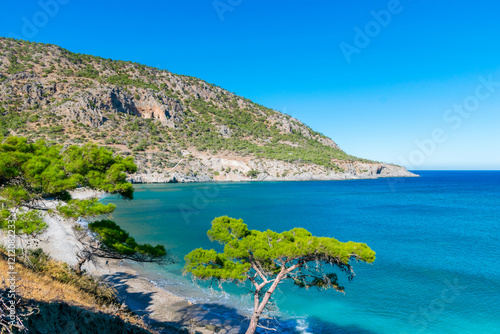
0 37 416 182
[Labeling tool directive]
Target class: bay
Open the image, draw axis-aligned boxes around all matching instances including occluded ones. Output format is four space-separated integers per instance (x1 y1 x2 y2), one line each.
101 171 500 333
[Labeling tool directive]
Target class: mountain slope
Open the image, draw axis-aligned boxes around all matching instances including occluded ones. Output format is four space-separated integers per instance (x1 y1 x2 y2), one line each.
0 37 415 182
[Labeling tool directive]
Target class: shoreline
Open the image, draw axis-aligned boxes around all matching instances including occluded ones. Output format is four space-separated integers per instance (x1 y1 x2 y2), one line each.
3 174 418 333
128 171 420 184
92 259 248 334
2 188 247 334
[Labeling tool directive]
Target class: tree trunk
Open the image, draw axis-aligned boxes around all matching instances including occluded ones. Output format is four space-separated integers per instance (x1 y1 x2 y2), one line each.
245 268 287 334
246 290 262 334
245 313 261 334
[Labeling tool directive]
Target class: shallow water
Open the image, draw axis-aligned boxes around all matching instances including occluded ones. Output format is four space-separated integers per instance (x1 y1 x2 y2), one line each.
102 171 500 333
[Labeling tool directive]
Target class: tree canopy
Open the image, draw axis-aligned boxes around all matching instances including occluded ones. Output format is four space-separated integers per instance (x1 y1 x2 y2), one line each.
0 136 136 207
88 220 167 260
184 216 375 334
0 136 168 272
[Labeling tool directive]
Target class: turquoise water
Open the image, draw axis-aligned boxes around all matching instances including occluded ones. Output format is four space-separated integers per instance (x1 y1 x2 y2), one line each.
102 171 500 333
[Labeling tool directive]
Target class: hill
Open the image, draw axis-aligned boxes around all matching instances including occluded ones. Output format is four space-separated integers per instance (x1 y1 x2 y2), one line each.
0 37 415 182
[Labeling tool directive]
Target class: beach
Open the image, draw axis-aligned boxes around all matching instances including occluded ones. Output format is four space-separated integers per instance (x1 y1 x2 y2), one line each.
6 172 500 334
100 176 500 334
1 188 247 334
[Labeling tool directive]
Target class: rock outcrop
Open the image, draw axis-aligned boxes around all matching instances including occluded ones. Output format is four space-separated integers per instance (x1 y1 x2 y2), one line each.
128 155 417 184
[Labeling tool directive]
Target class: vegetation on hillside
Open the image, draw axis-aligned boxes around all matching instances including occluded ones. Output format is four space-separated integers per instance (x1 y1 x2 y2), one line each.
0 248 159 333
0 37 376 177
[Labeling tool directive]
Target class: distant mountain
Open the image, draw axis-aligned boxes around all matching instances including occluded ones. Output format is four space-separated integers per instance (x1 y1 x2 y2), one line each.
0 37 415 182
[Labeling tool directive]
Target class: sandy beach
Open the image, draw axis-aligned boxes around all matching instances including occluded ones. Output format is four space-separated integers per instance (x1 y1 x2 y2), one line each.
92 260 247 334
1 188 248 334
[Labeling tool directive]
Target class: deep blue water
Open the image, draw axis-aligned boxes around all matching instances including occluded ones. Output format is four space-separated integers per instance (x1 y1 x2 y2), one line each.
102 171 500 333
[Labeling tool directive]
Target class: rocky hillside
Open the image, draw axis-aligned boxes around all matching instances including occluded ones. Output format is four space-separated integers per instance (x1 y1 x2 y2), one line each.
0 37 415 182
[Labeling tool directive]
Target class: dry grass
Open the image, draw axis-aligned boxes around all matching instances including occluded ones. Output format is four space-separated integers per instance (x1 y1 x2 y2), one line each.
1 254 98 308
0 249 155 333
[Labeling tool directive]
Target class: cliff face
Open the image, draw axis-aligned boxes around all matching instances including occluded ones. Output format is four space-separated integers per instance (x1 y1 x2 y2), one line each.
0 38 416 182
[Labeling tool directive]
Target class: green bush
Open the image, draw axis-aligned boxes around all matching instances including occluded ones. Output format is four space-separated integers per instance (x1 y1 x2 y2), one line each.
76 65 99 79
246 170 260 178
0 209 47 235
89 220 167 257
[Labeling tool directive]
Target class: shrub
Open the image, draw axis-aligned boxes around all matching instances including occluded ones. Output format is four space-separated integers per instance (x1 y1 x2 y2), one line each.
247 170 260 178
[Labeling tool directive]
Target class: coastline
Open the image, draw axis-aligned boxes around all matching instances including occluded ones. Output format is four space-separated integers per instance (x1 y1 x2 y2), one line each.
124 153 418 184
3 172 417 333
23 173 419 332
92 259 247 334
128 166 419 184
1 188 247 334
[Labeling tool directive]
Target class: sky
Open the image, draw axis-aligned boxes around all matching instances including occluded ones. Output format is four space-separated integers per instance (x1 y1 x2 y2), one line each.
1 0 499 170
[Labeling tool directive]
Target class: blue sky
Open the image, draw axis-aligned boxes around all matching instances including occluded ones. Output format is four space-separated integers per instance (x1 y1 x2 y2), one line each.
1 0 499 169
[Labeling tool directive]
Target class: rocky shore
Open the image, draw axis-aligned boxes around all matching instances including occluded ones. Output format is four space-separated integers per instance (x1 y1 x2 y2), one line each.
128 160 418 184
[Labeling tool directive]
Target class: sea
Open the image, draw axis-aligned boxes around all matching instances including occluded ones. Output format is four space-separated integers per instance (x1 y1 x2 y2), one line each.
101 171 500 334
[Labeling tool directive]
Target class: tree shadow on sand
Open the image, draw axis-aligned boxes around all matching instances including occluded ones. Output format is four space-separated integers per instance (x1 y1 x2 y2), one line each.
100 271 156 317
0 293 151 334
100 271 382 334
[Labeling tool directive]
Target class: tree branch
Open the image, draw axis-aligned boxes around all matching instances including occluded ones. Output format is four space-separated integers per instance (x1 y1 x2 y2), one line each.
250 258 268 283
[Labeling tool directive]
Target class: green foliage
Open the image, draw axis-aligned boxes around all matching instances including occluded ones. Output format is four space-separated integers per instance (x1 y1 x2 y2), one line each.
185 216 375 332
185 216 375 284
75 65 100 79
106 74 159 91
58 198 116 219
0 136 137 205
60 68 74 76
131 139 147 152
0 135 139 253
0 209 46 235
0 110 29 136
7 55 26 74
89 219 167 258
27 114 40 123
0 134 169 269
246 170 260 178
184 248 250 281
48 125 64 133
